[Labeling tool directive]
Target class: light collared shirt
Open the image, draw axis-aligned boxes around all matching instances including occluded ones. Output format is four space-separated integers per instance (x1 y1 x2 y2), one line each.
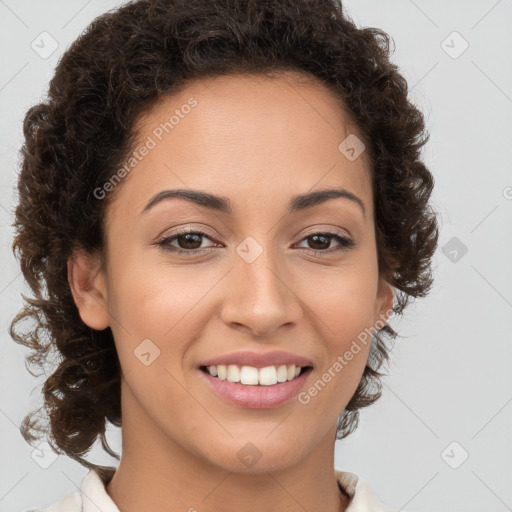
28 467 396 512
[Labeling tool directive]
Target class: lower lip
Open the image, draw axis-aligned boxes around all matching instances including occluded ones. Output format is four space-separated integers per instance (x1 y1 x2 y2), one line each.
198 367 313 409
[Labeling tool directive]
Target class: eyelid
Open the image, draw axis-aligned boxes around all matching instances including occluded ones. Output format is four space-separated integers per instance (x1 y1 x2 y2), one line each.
156 225 219 243
300 226 352 240
156 224 351 243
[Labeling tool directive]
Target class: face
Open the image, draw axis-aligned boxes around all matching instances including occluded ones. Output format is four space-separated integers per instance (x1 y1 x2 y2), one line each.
70 72 394 474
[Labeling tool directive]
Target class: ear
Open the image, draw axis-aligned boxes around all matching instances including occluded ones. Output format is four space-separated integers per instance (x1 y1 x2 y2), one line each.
67 249 110 330
374 276 395 326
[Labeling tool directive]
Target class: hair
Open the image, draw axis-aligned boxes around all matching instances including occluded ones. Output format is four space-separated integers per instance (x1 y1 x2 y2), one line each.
10 0 438 480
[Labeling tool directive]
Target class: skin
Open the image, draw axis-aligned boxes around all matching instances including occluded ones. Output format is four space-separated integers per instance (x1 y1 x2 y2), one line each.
68 71 394 512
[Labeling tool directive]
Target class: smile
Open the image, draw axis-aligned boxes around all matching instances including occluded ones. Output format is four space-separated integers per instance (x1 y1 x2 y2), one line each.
200 364 311 386
198 365 314 409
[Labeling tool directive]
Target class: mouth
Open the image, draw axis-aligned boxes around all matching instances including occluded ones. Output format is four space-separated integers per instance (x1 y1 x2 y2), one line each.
199 364 313 386
198 364 314 409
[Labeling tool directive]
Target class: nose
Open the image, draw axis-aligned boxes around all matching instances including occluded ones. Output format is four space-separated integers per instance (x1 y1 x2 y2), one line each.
219 248 303 339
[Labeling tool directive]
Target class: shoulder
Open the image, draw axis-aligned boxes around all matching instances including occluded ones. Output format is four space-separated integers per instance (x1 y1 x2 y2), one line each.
25 467 118 512
335 468 396 512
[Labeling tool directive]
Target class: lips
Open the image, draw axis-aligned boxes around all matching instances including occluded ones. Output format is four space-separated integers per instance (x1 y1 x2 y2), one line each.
198 365 313 409
198 350 314 369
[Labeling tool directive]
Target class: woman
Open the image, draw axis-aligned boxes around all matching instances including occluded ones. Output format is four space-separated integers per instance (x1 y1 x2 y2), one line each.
10 0 438 510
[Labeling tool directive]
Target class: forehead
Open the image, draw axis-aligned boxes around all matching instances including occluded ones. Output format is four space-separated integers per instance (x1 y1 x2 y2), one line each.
104 71 372 226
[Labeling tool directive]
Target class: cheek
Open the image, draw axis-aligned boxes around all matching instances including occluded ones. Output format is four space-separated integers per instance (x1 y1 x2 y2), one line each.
309 264 379 337
304 266 378 394
107 261 219 364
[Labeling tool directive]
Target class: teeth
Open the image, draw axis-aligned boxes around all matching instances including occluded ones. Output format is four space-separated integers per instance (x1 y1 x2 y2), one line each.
226 364 240 382
240 366 259 385
217 364 226 380
205 364 307 385
259 366 277 385
276 364 288 382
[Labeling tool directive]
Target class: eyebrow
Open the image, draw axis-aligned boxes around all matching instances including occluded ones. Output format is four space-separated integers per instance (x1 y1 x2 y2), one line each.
141 187 366 217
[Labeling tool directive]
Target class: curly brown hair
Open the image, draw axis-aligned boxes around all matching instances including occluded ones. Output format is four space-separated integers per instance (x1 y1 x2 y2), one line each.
10 0 438 480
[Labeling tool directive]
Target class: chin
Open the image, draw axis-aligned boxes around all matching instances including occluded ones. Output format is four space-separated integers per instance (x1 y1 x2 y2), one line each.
197 435 307 474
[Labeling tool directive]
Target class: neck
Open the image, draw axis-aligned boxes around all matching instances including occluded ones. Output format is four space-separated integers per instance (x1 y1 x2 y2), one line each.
105 386 350 512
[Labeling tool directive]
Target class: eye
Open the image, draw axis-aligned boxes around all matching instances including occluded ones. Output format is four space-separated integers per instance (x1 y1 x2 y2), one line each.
154 229 354 255
154 228 218 254
295 232 355 254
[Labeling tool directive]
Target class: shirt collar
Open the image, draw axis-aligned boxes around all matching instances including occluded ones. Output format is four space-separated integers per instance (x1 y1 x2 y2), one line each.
335 469 395 511
81 467 119 512
79 467 394 512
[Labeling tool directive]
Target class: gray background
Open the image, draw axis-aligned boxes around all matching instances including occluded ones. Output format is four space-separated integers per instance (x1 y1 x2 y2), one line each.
1 1 511 511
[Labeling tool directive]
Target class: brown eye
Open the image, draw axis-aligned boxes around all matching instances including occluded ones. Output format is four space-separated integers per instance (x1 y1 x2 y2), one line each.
296 232 354 253
307 234 331 250
154 229 354 256
173 232 204 250
155 229 217 254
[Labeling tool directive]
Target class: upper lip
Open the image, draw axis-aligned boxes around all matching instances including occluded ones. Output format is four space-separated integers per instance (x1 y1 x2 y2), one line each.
199 350 313 369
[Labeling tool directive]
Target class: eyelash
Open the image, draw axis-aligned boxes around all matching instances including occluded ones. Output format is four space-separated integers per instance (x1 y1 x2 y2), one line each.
154 228 355 255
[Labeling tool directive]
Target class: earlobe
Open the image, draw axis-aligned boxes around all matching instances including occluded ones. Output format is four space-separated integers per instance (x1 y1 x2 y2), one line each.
375 277 395 326
67 249 110 330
